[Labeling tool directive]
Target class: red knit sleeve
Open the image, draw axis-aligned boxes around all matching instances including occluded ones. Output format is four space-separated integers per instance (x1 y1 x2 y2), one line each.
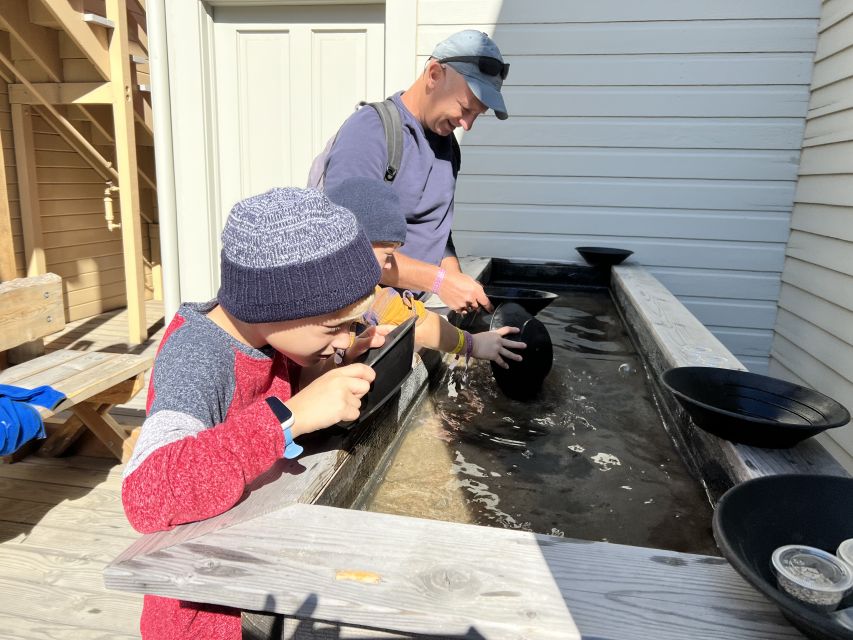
121 399 284 534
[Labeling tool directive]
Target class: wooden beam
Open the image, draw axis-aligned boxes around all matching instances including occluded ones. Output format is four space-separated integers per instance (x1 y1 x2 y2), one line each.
0 51 117 181
0 88 16 281
10 82 113 105
105 502 804 640
106 0 146 345
0 273 64 351
11 105 46 276
0 0 62 82
37 0 110 80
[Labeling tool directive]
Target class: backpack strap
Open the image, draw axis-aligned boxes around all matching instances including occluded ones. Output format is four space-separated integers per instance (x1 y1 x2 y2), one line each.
367 99 403 182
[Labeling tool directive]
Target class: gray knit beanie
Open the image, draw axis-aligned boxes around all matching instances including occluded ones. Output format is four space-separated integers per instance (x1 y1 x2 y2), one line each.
217 187 381 323
325 177 407 245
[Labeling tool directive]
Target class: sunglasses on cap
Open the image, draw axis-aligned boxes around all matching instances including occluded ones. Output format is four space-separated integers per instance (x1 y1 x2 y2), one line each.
437 56 510 80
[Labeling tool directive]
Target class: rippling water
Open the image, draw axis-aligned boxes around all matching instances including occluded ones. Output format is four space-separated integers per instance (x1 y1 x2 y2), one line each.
355 288 718 554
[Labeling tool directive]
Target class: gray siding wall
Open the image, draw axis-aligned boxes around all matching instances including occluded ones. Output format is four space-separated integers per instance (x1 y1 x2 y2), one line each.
770 0 853 471
419 0 822 372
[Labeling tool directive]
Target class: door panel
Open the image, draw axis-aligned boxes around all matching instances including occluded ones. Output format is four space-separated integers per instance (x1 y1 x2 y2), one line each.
213 4 384 219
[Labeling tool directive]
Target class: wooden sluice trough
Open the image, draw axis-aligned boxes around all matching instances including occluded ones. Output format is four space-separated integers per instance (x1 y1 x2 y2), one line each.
104 259 846 639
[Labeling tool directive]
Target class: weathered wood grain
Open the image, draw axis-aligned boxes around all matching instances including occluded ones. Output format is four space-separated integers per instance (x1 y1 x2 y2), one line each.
106 503 805 640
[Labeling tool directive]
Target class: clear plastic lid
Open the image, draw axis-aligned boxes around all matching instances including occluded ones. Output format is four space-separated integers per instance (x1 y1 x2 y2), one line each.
772 545 853 595
838 539 853 570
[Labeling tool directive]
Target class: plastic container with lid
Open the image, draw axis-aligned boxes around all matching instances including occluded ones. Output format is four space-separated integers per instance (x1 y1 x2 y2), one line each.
771 545 853 611
838 538 853 570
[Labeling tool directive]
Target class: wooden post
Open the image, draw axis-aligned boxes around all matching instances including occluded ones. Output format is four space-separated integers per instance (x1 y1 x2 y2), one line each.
0 110 16 282
10 104 45 277
106 0 147 345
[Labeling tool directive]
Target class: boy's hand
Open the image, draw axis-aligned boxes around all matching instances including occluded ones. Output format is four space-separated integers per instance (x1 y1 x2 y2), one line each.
340 324 391 365
472 326 526 369
285 364 375 435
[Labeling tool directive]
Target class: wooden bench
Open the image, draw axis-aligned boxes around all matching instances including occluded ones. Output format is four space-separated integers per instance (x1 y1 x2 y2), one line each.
0 273 153 461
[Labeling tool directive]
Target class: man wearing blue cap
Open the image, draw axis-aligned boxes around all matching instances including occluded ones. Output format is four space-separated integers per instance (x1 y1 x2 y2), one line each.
320 30 510 314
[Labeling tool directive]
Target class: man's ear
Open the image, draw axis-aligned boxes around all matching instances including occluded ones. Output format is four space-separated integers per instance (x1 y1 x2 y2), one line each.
425 59 444 88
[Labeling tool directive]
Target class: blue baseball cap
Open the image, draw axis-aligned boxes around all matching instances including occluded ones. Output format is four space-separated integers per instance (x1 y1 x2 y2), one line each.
431 30 509 120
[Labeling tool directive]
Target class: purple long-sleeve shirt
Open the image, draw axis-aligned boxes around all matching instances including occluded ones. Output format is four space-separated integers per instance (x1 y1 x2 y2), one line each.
323 92 459 274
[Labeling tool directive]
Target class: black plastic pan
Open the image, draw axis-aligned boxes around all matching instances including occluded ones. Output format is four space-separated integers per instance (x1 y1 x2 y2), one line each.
661 366 850 448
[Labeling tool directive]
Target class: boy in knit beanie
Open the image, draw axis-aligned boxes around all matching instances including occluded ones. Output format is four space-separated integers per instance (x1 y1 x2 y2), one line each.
122 187 383 640
326 176 526 367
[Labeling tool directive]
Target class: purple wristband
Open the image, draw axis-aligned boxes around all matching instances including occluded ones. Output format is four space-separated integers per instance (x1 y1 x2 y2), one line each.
464 331 473 360
432 268 447 294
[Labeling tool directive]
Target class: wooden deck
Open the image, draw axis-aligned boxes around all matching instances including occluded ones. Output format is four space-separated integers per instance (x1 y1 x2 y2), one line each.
0 301 167 638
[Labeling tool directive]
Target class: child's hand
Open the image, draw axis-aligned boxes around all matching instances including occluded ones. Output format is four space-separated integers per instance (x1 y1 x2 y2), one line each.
340 324 392 365
472 326 526 369
285 364 375 434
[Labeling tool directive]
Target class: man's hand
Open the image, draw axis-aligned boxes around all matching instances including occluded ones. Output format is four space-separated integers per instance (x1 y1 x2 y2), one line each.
438 270 493 313
285 364 376 435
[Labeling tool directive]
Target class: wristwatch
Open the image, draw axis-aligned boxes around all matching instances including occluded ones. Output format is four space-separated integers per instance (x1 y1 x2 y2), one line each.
265 397 303 460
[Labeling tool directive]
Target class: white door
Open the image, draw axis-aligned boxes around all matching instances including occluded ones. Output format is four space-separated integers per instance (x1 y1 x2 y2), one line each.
212 4 385 214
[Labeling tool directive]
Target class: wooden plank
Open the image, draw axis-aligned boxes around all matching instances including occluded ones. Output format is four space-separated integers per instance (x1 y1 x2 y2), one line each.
106 0 146 345
0 611 139 640
455 204 790 242
0 456 122 488
0 0 62 82
418 0 821 23
0 475 119 506
499 86 811 118
419 53 816 86
37 0 110 79
105 502 805 640
419 20 819 55
461 148 800 181
0 494 133 537
0 273 64 351
0 92 15 281
11 105 45 275
0 349 87 384
9 82 112 105
0 575 141 635
455 175 796 211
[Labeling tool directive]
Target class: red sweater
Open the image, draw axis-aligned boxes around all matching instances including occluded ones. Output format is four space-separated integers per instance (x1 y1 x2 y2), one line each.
122 303 299 639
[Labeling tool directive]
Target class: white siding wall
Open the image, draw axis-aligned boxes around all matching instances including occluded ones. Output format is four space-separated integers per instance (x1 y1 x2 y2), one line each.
770 0 853 471
418 0 822 372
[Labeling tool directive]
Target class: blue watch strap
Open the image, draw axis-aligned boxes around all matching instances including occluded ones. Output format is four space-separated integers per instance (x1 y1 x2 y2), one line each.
282 425 303 460
265 397 303 459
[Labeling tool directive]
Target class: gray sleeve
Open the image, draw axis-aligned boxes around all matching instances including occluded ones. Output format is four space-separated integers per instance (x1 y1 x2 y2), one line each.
147 332 234 428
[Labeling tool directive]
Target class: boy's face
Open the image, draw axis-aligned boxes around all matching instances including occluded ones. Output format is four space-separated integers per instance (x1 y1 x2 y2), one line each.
259 305 362 367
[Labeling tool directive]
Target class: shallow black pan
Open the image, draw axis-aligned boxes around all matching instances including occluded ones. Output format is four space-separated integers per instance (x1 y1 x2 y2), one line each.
483 286 558 316
714 474 853 640
575 246 633 267
661 366 850 448
489 303 553 401
339 316 416 427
